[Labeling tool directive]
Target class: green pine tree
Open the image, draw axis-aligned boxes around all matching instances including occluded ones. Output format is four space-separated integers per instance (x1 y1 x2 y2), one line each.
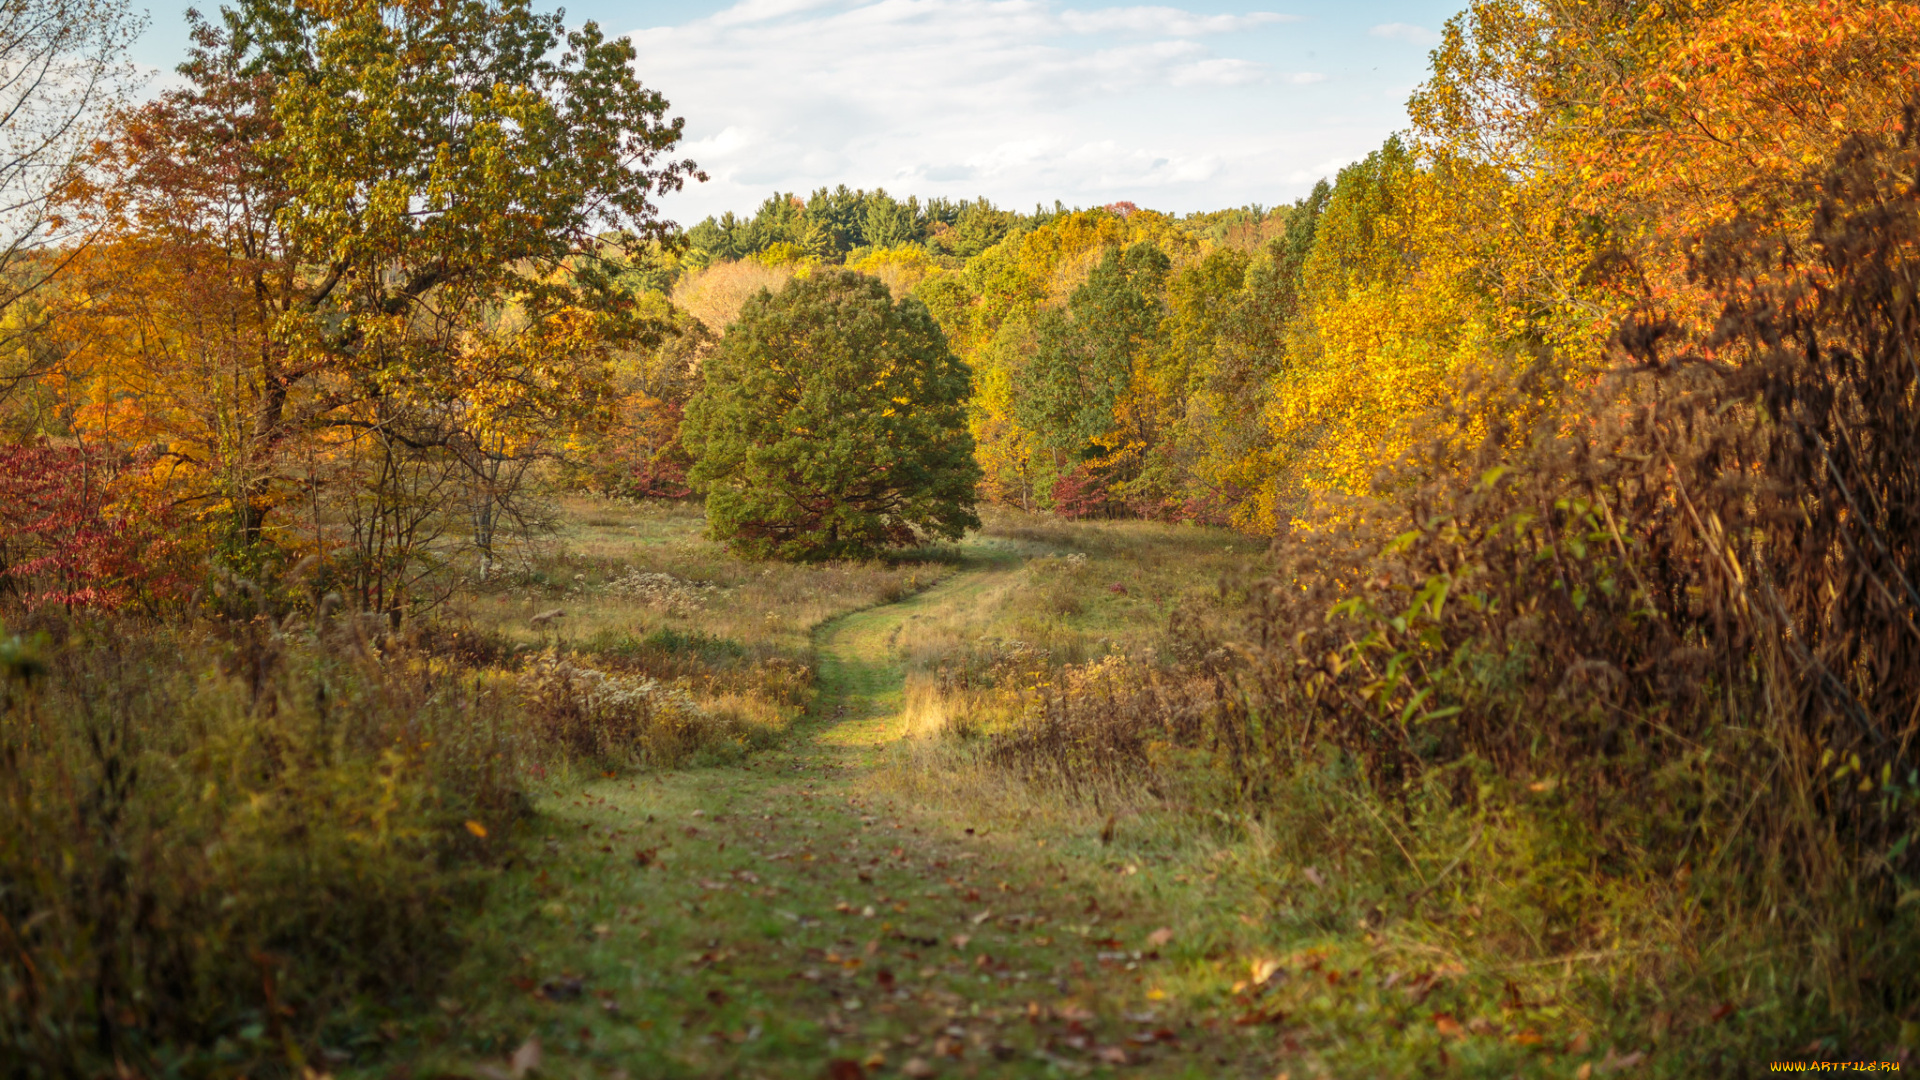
682 270 982 560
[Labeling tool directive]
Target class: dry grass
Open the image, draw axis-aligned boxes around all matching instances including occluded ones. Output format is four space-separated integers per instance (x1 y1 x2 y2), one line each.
458 497 953 655
889 507 1254 677
878 509 1253 805
449 496 964 765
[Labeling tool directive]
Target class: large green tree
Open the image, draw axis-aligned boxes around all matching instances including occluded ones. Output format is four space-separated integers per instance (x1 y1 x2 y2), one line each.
682 270 980 560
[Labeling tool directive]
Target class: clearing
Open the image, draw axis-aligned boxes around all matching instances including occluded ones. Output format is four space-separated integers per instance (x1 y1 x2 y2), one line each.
390 515 1587 1080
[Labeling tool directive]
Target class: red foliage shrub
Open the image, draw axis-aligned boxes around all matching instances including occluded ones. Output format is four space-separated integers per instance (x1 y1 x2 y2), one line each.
1050 465 1121 520
0 441 184 612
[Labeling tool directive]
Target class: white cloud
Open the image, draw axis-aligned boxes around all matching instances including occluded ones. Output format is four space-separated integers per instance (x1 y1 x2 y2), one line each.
626 0 1414 222
1369 22 1440 45
1058 7 1298 36
1167 58 1268 87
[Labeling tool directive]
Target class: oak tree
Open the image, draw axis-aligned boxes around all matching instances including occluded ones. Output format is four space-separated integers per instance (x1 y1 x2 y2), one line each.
682 270 980 560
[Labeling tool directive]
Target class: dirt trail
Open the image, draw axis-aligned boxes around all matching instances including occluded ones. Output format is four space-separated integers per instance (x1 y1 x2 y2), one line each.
432 543 1243 1080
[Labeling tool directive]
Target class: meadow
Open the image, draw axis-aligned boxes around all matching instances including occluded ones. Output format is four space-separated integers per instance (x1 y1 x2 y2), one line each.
4 0 1917 1074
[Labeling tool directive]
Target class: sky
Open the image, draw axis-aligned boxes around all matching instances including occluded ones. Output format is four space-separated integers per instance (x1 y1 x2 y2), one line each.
128 0 1466 227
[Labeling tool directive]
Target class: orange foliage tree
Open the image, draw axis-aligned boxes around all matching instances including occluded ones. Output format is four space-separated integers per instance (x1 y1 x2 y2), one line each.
41 0 699 610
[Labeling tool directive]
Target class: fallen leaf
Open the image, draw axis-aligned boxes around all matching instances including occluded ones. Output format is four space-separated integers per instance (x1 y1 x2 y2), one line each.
970 910 993 925
1433 1013 1464 1038
508 1036 541 1079
1250 958 1284 985
1302 866 1326 889
901 1059 936 1079
1600 1049 1646 1072
465 820 488 839
825 1059 865 1080
1094 1046 1129 1064
950 934 971 950
633 848 657 867
1146 927 1174 948
1709 1002 1736 1023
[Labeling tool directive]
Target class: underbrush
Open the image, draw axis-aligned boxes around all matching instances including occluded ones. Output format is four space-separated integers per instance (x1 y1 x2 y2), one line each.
0 613 529 1077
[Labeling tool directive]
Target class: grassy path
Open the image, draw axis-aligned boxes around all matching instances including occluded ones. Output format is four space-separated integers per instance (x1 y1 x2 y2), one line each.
418 545 1251 1080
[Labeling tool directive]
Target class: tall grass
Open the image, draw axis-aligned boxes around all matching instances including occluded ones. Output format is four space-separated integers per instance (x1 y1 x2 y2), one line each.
0 611 532 1076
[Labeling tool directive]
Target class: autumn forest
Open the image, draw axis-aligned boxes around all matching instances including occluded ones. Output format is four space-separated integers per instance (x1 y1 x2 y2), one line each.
2 0 1918 1076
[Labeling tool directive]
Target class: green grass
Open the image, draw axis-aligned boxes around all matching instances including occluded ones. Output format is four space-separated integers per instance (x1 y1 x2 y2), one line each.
366 509 1687 1079
377 529 1272 1078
